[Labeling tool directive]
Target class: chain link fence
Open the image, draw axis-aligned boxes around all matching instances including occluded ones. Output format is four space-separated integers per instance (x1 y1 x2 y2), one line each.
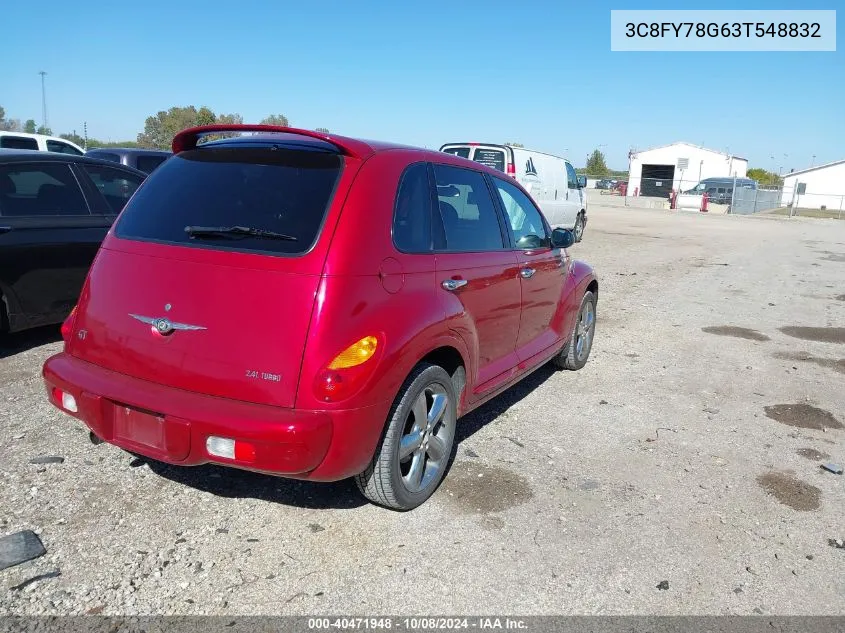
582 175 845 219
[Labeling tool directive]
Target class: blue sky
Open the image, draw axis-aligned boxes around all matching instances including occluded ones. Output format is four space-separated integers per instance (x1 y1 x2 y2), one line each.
1 0 842 171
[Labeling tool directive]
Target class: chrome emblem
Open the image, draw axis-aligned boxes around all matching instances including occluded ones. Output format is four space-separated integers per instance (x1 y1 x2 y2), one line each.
129 314 206 336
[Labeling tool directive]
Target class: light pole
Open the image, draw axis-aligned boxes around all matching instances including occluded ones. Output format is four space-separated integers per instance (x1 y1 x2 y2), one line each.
38 71 48 132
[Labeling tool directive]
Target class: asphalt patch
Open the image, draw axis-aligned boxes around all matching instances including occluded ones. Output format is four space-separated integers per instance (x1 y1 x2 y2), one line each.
764 403 843 431
702 326 770 342
439 461 532 514
779 326 845 344
757 472 821 511
796 448 831 461
774 351 845 374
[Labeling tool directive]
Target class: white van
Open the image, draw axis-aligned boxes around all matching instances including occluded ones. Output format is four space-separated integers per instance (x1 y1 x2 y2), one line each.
0 132 85 155
439 142 587 241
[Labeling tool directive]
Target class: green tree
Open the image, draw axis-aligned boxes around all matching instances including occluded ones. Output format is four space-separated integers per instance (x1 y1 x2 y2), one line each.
0 106 22 132
137 106 217 149
585 149 609 176
747 167 783 187
261 114 289 127
36 125 52 135
24 119 37 134
315 127 330 133
216 113 243 125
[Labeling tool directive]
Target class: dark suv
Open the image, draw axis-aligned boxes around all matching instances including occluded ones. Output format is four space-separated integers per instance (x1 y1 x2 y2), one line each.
84 148 171 174
0 150 147 333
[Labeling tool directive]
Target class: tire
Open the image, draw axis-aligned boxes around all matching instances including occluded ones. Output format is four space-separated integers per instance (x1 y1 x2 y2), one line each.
355 363 457 510
553 290 596 371
574 213 586 243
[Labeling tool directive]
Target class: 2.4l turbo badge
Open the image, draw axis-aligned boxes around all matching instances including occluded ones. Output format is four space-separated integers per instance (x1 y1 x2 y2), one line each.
245 370 282 383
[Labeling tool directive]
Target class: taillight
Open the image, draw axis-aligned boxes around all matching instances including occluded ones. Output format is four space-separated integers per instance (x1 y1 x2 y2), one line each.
60 306 78 342
314 335 380 402
506 163 516 178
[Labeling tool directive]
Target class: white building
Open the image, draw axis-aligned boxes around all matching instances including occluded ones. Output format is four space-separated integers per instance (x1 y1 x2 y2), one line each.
627 142 748 198
780 160 845 211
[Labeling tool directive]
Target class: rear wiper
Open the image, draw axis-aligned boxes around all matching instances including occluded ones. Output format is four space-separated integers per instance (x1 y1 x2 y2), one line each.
184 225 297 241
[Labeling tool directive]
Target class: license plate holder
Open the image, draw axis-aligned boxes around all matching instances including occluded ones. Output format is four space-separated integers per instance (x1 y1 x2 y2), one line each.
114 404 165 450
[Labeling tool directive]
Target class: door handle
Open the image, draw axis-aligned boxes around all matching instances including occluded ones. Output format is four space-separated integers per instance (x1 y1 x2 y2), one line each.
0 226 12 234
520 267 536 279
441 279 468 291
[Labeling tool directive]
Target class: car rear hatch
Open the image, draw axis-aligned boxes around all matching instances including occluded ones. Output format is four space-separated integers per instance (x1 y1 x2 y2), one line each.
67 137 360 408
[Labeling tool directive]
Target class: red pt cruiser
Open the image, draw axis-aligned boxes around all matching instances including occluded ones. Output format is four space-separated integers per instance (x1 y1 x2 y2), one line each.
43 125 598 510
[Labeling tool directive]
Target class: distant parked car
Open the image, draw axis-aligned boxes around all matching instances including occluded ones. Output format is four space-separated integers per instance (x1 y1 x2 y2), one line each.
0 132 85 155
682 177 757 205
84 148 171 174
0 150 147 333
595 179 616 190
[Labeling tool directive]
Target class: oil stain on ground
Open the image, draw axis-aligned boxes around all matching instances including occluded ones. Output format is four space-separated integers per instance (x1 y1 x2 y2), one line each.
774 351 845 374
764 403 843 431
779 326 845 344
757 471 821 511
702 326 770 342
836 294 845 302
819 252 845 263
440 461 532 515
796 448 831 461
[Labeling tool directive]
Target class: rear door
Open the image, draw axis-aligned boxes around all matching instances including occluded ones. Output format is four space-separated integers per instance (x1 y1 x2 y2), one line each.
431 163 521 396
490 175 569 363
75 162 146 217
0 160 107 330
68 144 349 408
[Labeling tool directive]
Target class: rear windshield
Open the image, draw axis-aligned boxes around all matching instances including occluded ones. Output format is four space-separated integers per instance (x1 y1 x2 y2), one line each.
1 136 39 150
472 148 505 172
115 146 342 255
442 147 470 159
135 155 168 173
87 152 121 163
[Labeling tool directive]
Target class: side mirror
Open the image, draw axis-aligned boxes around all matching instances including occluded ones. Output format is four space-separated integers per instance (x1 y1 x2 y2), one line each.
551 228 575 249
576 175 587 189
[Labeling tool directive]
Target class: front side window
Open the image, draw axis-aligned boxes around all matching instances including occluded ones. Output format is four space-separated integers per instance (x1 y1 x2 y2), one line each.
493 177 549 250
432 164 503 252
81 164 145 213
0 163 88 216
393 163 432 253
565 162 578 189
115 146 342 256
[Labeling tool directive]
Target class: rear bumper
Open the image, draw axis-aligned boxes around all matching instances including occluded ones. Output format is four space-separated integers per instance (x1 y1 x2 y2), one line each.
42 352 389 481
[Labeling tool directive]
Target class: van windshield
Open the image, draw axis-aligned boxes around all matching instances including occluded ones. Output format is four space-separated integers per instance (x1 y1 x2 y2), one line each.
115 146 342 255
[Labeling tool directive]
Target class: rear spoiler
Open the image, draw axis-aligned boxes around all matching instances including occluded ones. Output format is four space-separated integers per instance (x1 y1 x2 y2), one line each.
171 125 374 158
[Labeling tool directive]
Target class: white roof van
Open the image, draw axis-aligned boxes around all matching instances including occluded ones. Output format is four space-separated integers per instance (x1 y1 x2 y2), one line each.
440 142 587 242
0 132 85 155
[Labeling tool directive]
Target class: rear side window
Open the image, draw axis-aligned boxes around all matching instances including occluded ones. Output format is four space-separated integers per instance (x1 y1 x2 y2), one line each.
87 152 121 164
0 136 39 150
393 163 432 253
135 155 168 173
81 164 145 213
442 147 470 159
0 163 89 216
472 149 505 172
432 164 503 252
46 140 84 155
116 147 342 255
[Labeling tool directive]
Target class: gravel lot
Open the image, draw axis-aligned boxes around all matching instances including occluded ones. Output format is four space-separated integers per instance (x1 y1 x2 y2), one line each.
1 203 844 615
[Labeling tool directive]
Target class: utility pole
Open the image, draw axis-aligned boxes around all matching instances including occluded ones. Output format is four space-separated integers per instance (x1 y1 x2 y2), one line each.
38 71 48 131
